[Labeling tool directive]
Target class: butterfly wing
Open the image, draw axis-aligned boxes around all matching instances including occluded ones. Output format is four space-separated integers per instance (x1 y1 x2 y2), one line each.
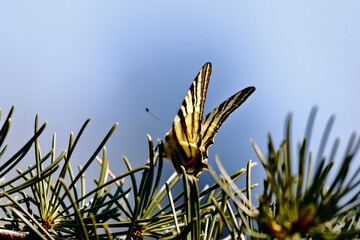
164 62 212 176
200 86 255 158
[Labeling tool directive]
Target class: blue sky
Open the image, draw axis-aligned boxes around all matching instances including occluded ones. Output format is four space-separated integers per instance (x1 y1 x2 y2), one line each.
0 1 359 188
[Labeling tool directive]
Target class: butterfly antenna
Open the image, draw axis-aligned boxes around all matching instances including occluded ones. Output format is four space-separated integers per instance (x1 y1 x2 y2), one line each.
146 108 168 128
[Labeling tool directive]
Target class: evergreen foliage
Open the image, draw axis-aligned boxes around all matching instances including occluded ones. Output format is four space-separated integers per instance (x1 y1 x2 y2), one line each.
0 106 358 239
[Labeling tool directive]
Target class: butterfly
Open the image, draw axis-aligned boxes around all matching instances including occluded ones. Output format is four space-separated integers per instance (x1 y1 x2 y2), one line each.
164 62 255 177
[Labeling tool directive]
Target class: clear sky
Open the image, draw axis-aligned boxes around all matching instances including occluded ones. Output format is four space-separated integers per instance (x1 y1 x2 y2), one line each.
0 1 359 189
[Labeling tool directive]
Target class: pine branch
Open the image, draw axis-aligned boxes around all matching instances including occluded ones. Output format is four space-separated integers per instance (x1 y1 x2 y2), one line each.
0 105 358 239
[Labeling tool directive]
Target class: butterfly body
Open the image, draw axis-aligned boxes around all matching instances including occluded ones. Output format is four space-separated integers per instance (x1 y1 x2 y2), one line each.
164 62 255 177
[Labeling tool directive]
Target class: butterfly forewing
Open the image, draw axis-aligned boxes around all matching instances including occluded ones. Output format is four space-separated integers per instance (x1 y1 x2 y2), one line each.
164 63 212 175
174 62 211 142
200 86 256 156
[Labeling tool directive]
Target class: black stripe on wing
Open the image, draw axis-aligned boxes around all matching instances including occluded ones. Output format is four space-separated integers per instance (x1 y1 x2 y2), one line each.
200 86 255 151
